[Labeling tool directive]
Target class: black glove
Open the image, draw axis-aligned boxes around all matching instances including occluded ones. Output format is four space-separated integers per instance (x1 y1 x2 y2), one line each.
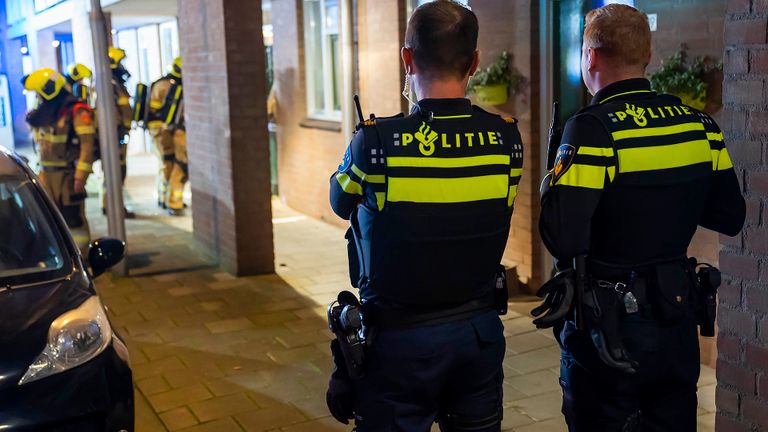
326 338 355 424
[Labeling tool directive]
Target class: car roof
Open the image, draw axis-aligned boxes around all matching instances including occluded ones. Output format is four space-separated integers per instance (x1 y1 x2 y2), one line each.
0 146 32 180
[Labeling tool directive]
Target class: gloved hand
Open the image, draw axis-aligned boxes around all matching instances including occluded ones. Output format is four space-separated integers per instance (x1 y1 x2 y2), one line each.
326 338 355 424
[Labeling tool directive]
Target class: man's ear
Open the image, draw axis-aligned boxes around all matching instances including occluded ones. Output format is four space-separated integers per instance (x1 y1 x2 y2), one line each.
402 47 413 74
587 47 598 71
468 49 481 77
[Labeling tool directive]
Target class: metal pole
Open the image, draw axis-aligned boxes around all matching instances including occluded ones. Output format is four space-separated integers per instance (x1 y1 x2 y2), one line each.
89 0 127 276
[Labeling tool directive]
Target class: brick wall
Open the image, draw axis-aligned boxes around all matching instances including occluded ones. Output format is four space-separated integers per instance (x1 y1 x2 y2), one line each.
273 0 542 290
637 0 727 271
469 0 542 291
716 1 768 430
178 0 275 276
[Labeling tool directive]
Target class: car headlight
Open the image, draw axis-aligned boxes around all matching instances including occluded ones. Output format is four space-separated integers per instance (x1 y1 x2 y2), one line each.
19 296 112 385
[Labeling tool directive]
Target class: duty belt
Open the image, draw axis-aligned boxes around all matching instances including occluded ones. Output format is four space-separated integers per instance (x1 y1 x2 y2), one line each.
40 161 75 172
365 294 495 330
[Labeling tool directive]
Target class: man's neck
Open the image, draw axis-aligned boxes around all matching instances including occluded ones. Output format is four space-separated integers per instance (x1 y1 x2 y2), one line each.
414 77 468 100
592 70 646 95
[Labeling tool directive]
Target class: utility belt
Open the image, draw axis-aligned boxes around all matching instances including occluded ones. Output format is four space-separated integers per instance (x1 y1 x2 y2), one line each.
327 267 508 379
40 161 75 172
532 255 721 374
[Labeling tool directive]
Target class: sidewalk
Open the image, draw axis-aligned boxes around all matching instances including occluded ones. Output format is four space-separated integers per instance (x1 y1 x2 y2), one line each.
85 153 716 432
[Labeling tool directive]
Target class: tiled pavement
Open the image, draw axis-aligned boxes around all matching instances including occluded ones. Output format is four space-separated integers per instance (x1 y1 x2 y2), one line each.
83 153 716 432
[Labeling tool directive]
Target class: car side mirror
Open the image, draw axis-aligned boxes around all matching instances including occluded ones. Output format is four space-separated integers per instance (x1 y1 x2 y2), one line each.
88 237 125 277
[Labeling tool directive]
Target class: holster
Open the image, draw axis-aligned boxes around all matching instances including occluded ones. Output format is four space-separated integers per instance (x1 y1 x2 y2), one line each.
693 261 721 337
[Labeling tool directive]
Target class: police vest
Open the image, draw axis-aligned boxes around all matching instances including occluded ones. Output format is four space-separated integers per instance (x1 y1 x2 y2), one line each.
564 93 733 263
354 107 523 307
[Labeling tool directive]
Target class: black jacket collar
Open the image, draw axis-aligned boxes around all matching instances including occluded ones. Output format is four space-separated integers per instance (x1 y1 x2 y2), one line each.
413 98 473 118
591 78 654 105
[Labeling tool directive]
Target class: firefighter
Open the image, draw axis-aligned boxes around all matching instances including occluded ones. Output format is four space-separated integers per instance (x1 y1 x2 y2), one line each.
537 5 746 431
23 68 96 255
326 2 524 430
106 47 135 218
147 57 186 216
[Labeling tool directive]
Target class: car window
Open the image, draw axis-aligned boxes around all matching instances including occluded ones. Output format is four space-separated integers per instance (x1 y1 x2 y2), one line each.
0 176 71 286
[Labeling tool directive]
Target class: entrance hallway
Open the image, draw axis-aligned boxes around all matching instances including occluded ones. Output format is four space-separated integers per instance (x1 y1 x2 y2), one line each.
86 153 716 432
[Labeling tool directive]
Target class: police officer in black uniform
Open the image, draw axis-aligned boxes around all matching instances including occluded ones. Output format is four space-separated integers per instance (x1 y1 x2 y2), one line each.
538 4 746 431
327 1 524 430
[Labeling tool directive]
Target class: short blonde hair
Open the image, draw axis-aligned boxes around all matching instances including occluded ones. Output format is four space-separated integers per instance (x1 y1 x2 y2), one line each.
584 4 651 68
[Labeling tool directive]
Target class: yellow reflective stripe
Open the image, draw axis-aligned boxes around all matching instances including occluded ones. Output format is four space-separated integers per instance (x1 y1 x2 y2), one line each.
336 173 363 195
117 96 130 105
44 134 69 144
707 132 724 142
556 164 606 189
74 125 96 135
433 114 472 120
510 168 523 177
375 192 385 210
716 148 734 171
608 166 616 182
599 90 653 104
172 190 184 197
149 100 164 109
578 146 615 157
350 164 385 184
147 120 164 129
387 155 510 168
617 140 711 173
612 122 705 141
508 185 518 206
388 175 508 203
40 161 69 167
76 161 92 172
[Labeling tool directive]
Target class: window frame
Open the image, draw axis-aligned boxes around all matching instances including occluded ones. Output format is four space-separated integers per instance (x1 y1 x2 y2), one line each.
303 0 343 122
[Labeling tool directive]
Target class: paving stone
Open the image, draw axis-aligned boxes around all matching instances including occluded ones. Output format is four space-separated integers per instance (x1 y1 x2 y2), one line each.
234 405 308 431
506 370 561 397
160 407 199 431
137 375 171 396
178 418 244 432
133 356 187 380
147 383 213 413
205 317 255 334
280 417 348 432
189 393 257 423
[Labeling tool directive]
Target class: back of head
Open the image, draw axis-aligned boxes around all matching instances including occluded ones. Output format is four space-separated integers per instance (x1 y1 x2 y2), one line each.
405 0 478 80
584 4 651 70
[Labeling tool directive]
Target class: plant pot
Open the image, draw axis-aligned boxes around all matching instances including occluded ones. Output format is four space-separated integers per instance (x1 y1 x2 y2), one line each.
677 92 707 111
474 84 509 106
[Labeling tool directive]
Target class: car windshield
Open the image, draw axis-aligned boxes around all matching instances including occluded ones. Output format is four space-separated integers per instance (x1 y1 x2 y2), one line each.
0 175 71 286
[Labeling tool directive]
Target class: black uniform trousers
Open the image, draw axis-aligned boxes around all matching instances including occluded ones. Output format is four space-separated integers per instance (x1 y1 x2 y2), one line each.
558 308 700 432
353 310 505 432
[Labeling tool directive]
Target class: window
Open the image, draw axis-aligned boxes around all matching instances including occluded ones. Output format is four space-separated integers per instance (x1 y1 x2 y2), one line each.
0 176 70 286
33 0 65 12
407 0 469 19
303 0 342 121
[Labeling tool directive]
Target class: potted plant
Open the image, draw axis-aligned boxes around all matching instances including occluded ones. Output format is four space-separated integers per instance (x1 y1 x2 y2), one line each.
648 45 722 111
468 51 524 106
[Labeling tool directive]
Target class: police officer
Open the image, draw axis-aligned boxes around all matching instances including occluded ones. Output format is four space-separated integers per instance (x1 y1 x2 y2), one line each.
327 2 524 430
147 57 186 216
23 68 96 255
538 5 746 431
106 48 136 218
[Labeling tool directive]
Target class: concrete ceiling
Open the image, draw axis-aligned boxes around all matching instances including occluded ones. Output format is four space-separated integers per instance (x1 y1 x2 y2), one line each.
103 0 178 30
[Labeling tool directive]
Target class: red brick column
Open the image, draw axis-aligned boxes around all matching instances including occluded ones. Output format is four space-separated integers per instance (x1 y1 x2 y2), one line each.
178 0 275 276
717 1 768 430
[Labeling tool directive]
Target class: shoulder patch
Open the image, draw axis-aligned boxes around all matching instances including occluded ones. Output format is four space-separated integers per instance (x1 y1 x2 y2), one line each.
363 119 376 127
551 144 576 185
503 116 518 124
338 146 352 173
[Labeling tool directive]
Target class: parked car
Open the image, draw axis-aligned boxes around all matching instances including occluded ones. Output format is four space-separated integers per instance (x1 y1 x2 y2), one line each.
0 146 133 431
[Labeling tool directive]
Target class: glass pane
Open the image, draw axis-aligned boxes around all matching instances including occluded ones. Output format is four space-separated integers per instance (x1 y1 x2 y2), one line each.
0 177 69 286
303 0 325 115
329 34 340 112
324 0 339 34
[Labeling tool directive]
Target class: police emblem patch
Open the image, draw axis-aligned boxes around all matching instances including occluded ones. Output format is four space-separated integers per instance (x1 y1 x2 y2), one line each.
338 146 352 173
551 144 575 185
